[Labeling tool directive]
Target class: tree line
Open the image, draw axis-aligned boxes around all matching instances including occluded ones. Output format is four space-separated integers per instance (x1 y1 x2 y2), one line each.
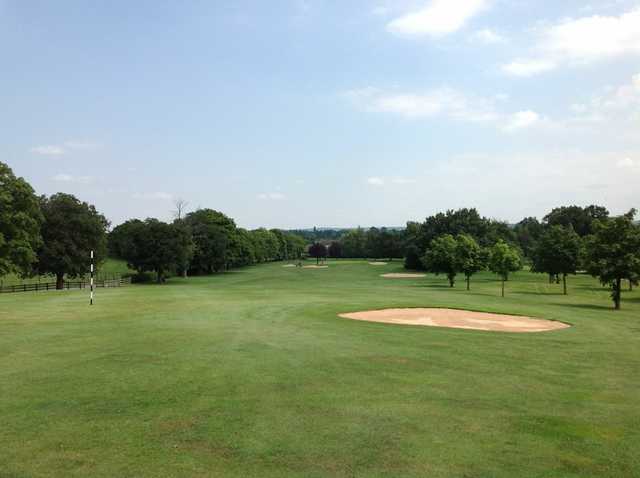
108 208 306 282
0 162 305 288
1 161 639 306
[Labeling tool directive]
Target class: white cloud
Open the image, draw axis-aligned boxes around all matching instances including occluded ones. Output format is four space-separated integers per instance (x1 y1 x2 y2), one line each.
503 8 640 76
367 177 385 186
30 145 65 156
344 86 499 122
616 157 640 171
503 110 540 132
52 173 94 184
258 192 286 200
387 0 490 37
570 72 640 123
471 28 506 44
29 139 100 156
132 192 173 201
502 58 557 77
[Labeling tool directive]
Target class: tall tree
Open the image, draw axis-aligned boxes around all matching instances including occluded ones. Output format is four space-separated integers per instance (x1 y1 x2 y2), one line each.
531 225 582 295
513 217 544 258
328 241 342 258
184 209 236 273
38 193 108 289
0 162 43 276
488 240 522 297
341 228 367 258
308 242 327 265
455 234 484 290
585 210 640 310
422 234 459 287
544 205 609 237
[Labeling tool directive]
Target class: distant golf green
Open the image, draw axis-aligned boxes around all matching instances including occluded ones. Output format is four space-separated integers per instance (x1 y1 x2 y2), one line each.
1 260 638 477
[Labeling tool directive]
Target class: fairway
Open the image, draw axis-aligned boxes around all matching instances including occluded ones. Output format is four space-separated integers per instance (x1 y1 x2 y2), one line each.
1 261 639 477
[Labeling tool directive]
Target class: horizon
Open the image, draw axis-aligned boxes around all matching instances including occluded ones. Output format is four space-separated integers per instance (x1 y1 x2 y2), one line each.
3 1 639 229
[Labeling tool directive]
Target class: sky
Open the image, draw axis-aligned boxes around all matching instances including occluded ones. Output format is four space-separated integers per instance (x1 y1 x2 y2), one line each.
2 0 640 229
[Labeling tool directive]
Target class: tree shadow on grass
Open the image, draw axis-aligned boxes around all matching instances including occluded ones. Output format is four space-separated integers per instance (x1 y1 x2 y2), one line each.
516 290 566 296
550 302 615 312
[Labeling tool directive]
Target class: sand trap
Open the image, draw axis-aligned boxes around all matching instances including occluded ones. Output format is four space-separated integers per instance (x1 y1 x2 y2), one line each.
339 308 570 333
381 273 426 278
282 264 296 268
369 262 388 266
303 265 328 269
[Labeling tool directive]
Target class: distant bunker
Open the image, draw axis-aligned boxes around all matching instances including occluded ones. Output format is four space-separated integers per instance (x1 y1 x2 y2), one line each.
339 308 570 333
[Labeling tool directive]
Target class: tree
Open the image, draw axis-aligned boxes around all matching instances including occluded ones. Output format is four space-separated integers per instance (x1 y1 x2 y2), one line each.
341 228 367 258
488 240 522 297
38 193 108 289
308 242 327 265
172 198 189 220
422 234 459 287
585 210 640 310
404 245 422 270
513 217 544 258
328 241 342 258
531 225 582 295
115 219 192 283
455 234 484 290
544 205 609 237
0 162 43 276
184 209 236 273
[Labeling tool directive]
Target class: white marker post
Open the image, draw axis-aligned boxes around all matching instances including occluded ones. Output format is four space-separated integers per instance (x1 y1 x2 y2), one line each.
90 250 94 305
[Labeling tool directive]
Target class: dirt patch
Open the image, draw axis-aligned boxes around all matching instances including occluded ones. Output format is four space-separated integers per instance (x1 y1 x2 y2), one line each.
369 262 388 265
303 265 328 269
380 273 426 278
339 308 570 333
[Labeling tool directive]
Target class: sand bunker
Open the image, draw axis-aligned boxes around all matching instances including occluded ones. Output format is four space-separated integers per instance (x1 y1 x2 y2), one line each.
339 308 570 333
369 262 388 266
381 273 426 278
282 264 296 268
303 265 328 269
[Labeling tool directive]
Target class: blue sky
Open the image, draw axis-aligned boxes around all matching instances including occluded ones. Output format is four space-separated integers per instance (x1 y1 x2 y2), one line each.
2 0 639 228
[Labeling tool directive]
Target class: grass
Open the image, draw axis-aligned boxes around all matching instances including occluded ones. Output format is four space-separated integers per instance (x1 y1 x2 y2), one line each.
1 260 639 477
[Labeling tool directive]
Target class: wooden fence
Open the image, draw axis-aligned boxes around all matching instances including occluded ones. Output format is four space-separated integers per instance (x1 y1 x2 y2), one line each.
0 277 131 294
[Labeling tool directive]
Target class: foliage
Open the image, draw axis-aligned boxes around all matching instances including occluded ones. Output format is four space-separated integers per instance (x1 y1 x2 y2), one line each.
455 234 485 290
585 210 640 309
308 242 327 264
328 241 342 258
544 205 609 237
488 240 522 297
185 209 236 273
0 161 43 276
531 225 582 294
37 193 108 289
422 234 459 287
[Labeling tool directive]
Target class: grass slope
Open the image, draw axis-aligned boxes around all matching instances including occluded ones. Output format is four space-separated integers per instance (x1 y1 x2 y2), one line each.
1 261 639 477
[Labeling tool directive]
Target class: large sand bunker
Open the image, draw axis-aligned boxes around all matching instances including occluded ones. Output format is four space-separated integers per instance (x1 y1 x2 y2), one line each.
339 308 570 333
381 273 426 278
303 265 328 269
369 262 388 266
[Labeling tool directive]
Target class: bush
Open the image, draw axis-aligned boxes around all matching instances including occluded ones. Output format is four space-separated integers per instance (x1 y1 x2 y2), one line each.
130 272 154 283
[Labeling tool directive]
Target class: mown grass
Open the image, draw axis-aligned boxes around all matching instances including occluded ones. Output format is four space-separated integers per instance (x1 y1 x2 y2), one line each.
1 260 639 477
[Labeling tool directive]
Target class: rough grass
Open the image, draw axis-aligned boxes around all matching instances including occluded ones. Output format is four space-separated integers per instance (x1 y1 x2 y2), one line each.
1 261 639 477
0 258 134 286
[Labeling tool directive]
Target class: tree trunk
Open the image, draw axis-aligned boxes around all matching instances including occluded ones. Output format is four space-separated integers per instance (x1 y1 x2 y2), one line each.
630 280 633 292
563 274 567 295
614 278 621 310
56 272 64 290
548 274 554 284
183 269 187 278
466 275 470 291
157 270 163 284
555 274 560 284
448 274 455 288
501 278 505 297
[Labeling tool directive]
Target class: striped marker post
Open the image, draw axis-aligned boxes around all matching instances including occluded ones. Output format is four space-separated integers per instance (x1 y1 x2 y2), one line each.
90 250 94 305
